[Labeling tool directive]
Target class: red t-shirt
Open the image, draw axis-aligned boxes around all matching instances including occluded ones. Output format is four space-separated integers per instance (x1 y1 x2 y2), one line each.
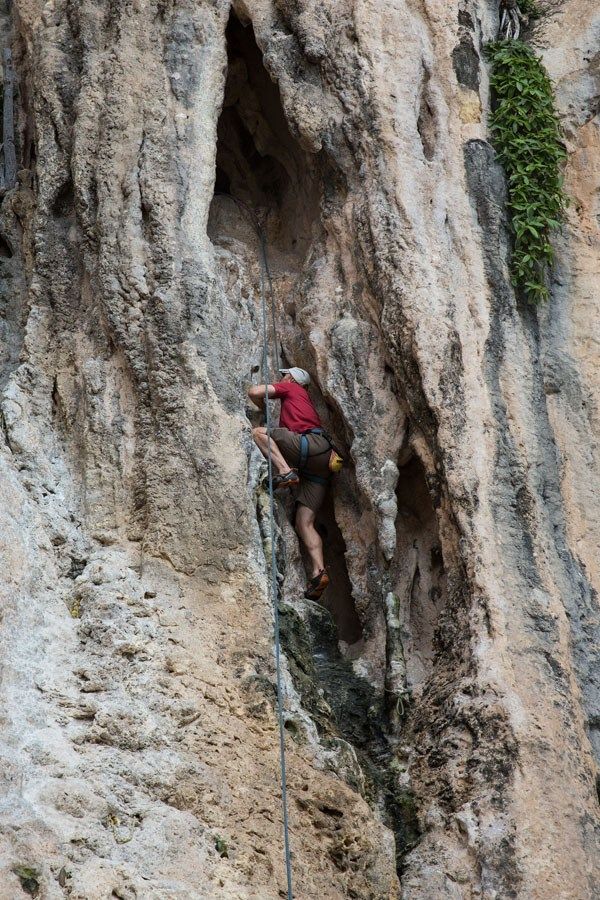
272 381 322 433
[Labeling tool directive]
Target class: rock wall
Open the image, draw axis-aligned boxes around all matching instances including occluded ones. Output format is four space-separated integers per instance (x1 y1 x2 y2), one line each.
0 0 598 897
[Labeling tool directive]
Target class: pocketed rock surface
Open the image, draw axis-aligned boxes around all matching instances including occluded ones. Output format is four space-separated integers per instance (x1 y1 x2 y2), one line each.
0 1 598 897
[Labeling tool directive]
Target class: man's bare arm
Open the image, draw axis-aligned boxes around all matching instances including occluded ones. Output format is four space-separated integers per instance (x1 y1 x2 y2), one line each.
247 384 278 409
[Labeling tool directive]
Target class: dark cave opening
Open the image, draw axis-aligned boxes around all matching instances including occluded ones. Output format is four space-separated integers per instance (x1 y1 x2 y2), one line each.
217 12 361 644
208 12 319 256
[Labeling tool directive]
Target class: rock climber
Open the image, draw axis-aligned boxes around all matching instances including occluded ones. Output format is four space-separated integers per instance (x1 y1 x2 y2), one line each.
248 366 333 601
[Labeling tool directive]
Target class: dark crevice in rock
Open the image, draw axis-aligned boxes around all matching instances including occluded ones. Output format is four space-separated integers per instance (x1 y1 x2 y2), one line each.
68 556 87 579
0 19 26 390
51 374 61 420
297 493 363 644
208 11 320 259
458 9 475 29
0 218 25 388
417 68 437 162
52 177 75 219
0 406 12 452
0 233 13 257
321 525 362 645
393 454 447 693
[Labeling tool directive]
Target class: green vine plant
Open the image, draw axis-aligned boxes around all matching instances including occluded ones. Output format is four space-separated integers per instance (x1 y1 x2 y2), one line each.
485 39 567 303
517 0 540 17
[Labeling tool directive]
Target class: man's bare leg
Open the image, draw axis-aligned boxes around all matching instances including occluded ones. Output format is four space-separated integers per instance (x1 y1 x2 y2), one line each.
295 504 325 577
252 426 292 475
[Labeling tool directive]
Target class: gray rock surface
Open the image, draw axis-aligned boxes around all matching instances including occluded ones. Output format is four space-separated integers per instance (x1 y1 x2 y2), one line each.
0 0 598 897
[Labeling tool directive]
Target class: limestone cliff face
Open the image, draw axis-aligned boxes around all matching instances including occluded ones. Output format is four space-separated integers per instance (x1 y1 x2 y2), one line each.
0 0 598 897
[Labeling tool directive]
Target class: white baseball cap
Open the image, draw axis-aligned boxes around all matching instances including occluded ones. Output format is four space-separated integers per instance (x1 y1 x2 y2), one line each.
279 367 311 386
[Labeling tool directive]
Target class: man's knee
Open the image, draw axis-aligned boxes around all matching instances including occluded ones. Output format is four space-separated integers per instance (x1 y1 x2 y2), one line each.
252 426 267 442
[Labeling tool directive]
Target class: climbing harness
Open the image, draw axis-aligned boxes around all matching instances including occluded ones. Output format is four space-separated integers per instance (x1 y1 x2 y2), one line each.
298 428 345 484
298 432 330 486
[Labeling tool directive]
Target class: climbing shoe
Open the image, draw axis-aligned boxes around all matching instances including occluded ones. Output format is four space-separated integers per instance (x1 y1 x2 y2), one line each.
304 569 330 600
272 470 299 491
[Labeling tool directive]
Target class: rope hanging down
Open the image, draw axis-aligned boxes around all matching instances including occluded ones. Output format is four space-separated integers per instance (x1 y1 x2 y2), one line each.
214 194 292 897
213 193 281 367
259 225 281 374
259 248 293 900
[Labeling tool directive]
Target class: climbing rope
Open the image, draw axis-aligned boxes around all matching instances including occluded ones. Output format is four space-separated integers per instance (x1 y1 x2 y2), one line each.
259 251 294 900
258 225 281 374
213 193 281 368
214 192 293 897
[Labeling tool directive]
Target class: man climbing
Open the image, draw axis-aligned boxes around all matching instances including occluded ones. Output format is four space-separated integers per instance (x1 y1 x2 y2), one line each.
248 366 332 601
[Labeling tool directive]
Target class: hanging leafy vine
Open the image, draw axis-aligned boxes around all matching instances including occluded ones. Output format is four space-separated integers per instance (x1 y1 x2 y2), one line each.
485 39 567 303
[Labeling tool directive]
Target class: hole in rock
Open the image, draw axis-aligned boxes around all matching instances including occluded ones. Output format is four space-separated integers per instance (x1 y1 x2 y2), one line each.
68 557 87 580
283 718 300 739
395 455 447 689
52 178 75 218
417 70 437 162
0 234 12 258
208 12 320 259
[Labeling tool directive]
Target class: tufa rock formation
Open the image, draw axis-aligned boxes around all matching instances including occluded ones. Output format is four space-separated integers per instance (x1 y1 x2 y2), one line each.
0 0 598 897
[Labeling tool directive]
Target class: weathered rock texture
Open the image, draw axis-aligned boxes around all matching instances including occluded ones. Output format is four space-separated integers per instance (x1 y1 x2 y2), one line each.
0 0 598 897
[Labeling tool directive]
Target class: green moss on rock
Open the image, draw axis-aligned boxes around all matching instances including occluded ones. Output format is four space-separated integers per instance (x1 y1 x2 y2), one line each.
12 866 40 897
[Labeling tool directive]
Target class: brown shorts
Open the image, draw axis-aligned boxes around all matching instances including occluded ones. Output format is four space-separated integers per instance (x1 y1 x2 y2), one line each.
270 427 331 512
